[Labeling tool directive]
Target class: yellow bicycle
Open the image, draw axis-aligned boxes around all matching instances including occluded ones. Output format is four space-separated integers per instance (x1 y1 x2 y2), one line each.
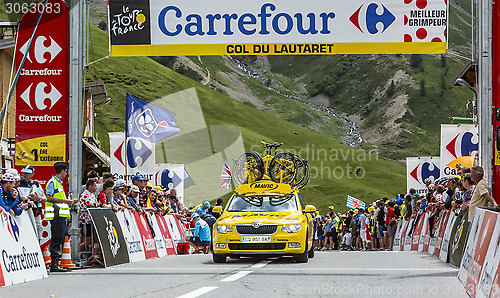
233 141 309 187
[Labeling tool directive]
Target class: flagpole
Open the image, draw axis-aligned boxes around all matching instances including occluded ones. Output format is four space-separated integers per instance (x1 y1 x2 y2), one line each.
215 159 225 199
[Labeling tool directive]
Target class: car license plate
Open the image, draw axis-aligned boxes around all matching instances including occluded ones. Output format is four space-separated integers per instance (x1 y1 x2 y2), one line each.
242 236 271 243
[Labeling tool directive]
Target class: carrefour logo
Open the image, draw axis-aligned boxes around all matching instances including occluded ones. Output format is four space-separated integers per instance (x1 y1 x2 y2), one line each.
350 3 395 34
446 132 478 159
410 162 440 184
7 216 20 242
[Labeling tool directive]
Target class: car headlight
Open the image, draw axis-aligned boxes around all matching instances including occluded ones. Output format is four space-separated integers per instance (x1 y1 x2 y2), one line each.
282 224 301 233
216 225 233 234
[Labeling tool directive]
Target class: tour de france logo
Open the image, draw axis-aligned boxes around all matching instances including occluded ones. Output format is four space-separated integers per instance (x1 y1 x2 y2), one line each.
109 0 151 45
104 216 121 258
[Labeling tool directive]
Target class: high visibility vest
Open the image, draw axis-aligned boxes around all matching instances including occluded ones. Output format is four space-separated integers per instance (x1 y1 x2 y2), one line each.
45 177 70 220
332 216 340 232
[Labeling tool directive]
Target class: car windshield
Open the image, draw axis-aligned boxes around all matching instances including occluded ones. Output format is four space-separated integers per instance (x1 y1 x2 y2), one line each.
226 195 298 212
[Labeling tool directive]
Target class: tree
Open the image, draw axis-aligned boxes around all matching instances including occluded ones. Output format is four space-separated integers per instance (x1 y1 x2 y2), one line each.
410 54 423 68
98 21 107 31
420 79 426 96
387 81 395 98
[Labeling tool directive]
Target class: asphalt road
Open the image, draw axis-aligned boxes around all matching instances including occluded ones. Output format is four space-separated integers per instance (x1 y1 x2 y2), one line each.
1 251 467 298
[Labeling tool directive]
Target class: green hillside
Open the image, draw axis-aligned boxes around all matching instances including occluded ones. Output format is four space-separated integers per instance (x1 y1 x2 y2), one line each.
86 25 406 213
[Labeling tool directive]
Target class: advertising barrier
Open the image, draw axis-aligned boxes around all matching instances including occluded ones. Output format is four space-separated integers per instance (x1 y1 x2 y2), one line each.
147 213 167 257
116 210 146 263
418 212 430 252
411 213 425 251
88 209 130 267
449 210 470 267
434 210 451 257
464 210 498 297
165 214 184 247
402 218 413 251
133 212 159 259
393 220 404 251
439 212 457 262
156 214 176 255
0 213 47 287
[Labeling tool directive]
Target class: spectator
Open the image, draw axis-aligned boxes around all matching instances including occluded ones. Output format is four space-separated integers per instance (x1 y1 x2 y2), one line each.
196 201 210 216
385 201 397 251
95 173 114 198
358 208 368 250
111 184 127 211
209 198 224 218
323 214 333 250
97 180 114 208
460 173 475 211
185 213 211 253
376 201 386 250
0 173 23 216
469 166 497 222
19 165 47 241
127 185 144 214
79 180 98 252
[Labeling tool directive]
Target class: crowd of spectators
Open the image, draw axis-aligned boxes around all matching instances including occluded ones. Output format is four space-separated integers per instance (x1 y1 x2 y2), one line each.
313 165 497 251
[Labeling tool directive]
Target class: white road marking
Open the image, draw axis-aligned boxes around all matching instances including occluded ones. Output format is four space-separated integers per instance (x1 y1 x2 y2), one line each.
221 270 253 282
177 286 218 298
251 260 272 268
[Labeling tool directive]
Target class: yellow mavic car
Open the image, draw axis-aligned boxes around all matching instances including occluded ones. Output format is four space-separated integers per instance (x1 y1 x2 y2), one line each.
212 181 316 263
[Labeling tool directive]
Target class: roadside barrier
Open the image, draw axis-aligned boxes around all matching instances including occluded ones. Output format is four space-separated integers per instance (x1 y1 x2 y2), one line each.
393 207 500 298
0 212 47 287
88 209 193 267
0 208 195 287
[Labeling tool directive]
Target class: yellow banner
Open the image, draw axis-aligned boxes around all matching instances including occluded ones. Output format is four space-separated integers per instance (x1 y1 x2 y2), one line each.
111 42 447 57
15 135 67 166
496 144 500 166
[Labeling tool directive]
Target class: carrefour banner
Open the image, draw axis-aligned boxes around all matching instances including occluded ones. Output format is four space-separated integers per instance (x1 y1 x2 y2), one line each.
0 213 47 287
440 124 478 178
406 157 440 195
108 0 448 56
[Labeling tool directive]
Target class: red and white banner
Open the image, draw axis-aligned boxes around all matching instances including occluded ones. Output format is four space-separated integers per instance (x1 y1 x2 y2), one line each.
411 213 425 251
133 212 158 259
434 210 451 257
465 210 498 297
418 212 430 252
402 218 413 251
164 214 184 247
0 213 47 287
14 0 69 184
147 213 167 257
156 214 176 255
439 211 457 262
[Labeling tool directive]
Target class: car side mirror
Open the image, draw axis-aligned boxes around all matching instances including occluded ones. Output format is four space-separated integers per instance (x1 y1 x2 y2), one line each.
212 206 223 213
303 205 316 213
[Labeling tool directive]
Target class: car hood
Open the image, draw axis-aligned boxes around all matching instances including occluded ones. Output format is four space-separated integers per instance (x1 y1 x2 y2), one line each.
217 211 303 225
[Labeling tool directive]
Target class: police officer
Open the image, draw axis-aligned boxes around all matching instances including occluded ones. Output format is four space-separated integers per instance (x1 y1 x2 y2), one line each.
45 162 73 272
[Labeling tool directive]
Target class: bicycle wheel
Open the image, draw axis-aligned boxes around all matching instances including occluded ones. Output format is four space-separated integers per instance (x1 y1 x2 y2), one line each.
233 152 264 184
269 152 297 184
294 156 310 189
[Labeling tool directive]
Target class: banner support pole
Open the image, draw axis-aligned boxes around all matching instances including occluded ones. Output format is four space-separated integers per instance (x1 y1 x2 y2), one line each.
68 0 85 263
